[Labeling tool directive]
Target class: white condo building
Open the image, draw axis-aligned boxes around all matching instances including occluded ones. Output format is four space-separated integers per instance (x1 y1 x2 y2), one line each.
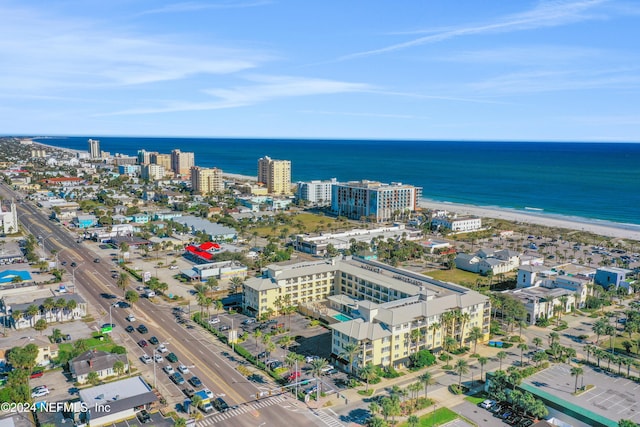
296 178 337 206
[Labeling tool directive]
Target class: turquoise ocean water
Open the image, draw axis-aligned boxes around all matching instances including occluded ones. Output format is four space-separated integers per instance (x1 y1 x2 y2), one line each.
34 137 640 228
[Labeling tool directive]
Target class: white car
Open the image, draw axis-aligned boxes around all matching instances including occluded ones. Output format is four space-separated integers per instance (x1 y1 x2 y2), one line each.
140 354 152 364
157 344 168 353
169 265 179 270
177 364 190 374
126 314 136 322
154 354 163 363
202 388 214 399
31 388 50 398
163 365 175 375
208 317 220 325
320 365 334 373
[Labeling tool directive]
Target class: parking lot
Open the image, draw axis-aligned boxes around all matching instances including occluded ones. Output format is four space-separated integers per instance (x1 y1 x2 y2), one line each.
523 363 640 425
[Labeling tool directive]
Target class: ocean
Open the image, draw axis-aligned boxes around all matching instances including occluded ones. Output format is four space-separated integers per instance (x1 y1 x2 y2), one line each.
33 136 640 227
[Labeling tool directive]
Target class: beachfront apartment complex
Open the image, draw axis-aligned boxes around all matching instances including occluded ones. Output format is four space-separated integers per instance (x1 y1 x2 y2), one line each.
150 153 172 171
331 180 422 223
257 156 291 195
431 213 482 232
171 149 195 177
191 166 224 195
242 256 490 369
141 163 166 181
296 178 337 206
88 139 101 159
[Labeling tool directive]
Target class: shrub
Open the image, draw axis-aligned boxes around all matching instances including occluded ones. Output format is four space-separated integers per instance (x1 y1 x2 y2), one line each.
509 336 523 343
410 349 436 368
369 377 382 385
449 384 466 395
536 317 550 327
451 346 470 355
382 366 401 379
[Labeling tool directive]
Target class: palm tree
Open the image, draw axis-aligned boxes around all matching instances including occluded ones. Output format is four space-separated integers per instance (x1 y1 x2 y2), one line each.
419 371 434 398
458 312 471 349
454 358 470 387
54 298 67 321
26 305 39 328
11 309 23 328
429 322 440 349
113 360 125 378
517 343 529 366
310 357 329 379
42 297 55 322
478 356 488 382
532 337 543 350
117 272 129 296
496 351 508 371
65 299 77 320
340 342 361 375
358 363 377 392
570 366 584 393
468 326 483 354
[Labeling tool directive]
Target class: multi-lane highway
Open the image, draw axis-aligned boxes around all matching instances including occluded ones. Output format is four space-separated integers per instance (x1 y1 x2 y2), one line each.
1 183 321 426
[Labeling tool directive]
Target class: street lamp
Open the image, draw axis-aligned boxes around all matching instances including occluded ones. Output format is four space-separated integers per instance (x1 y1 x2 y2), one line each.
38 232 54 260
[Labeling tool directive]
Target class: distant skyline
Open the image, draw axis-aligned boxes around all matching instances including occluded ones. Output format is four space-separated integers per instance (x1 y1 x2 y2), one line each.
1 0 639 142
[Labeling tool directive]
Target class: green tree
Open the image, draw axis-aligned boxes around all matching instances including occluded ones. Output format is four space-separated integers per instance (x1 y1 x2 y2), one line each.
87 371 100 386
340 342 361 375
496 351 508 371
571 366 584 393
359 363 377 392
419 371 434 398
532 337 543 350
117 272 129 296
113 360 125 378
478 356 488 382
34 318 47 335
408 415 419 427
518 343 529 366
454 358 469 387
468 326 483 354
125 290 139 309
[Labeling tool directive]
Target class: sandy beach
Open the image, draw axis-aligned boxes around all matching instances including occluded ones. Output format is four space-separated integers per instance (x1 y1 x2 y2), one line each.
419 199 640 241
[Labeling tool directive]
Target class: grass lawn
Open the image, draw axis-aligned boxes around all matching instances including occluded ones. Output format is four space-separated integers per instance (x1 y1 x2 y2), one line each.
398 407 458 427
252 213 349 238
465 390 489 405
58 335 117 353
423 268 481 285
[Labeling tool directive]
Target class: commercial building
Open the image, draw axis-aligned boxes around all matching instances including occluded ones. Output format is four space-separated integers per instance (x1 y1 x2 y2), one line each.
330 180 422 223
70 350 129 384
296 178 337 206
171 149 195 177
243 256 490 369
257 156 291 195
191 166 224 195
88 138 101 159
594 266 632 292
431 213 482 232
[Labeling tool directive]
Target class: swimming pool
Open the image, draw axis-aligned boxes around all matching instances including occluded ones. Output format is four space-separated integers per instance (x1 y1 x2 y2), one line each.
333 313 353 322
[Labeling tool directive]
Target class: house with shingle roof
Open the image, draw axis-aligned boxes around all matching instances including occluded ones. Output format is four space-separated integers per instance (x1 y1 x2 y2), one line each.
69 350 128 384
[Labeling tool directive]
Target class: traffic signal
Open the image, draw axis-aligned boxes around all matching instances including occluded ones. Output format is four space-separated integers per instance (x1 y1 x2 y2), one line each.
256 393 260 399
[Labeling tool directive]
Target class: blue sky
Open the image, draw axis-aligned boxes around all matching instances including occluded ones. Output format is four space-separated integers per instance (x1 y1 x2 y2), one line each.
1 0 639 141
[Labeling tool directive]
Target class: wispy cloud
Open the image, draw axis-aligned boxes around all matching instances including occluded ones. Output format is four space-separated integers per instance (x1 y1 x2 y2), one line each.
436 45 604 65
103 75 373 115
339 0 609 61
137 0 270 16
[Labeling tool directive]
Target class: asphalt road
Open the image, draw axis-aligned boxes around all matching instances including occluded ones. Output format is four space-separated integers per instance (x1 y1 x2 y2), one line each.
1 183 321 427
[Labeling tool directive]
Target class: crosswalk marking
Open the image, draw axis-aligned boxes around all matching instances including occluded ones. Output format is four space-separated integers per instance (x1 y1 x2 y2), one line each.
199 395 288 425
312 409 344 427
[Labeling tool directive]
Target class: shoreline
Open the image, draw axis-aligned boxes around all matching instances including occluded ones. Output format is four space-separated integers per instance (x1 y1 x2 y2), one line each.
31 139 640 241
419 199 640 241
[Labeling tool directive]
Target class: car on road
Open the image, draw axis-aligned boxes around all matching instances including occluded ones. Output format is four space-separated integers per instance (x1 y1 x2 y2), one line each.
170 373 185 385
126 314 136 322
111 273 119 278
136 410 151 424
154 354 163 363
213 397 229 413
177 364 190 374
117 301 130 308
100 293 117 299
93 258 101 263
189 376 202 387
166 353 179 363
138 340 148 348
125 325 135 333
101 323 115 329
163 365 175 375
137 324 148 334
70 262 77 267
325 368 338 375
140 354 152 364
148 336 159 345
157 344 168 353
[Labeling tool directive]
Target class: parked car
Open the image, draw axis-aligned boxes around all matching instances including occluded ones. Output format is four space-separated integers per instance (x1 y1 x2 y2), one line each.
287 372 301 382
148 336 159 345
136 410 151 424
202 388 214 399
208 317 220 325
30 371 44 379
140 354 152 364
101 323 115 329
137 324 148 334
189 376 202 387
182 387 195 397
166 352 179 363
31 387 50 398
242 318 256 325
479 399 496 409
219 325 230 331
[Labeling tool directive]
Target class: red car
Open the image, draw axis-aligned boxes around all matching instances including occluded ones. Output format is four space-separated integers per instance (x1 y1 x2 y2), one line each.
138 340 148 348
287 372 301 382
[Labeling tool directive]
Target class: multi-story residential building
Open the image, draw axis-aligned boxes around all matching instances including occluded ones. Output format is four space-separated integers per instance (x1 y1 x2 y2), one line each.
141 164 166 181
0 201 18 234
505 287 577 325
595 266 632 292
331 180 422 223
257 156 291 195
171 149 195 177
137 149 157 165
88 138 101 159
296 178 337 206
112 156 137 166
243 256 490 370
431 214 482 232
150 153 172 171
191 166 224 195
117 165 140 177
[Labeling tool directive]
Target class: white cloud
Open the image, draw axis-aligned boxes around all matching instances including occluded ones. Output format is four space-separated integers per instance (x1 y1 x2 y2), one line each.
138 0 271 16
339 0 609 60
